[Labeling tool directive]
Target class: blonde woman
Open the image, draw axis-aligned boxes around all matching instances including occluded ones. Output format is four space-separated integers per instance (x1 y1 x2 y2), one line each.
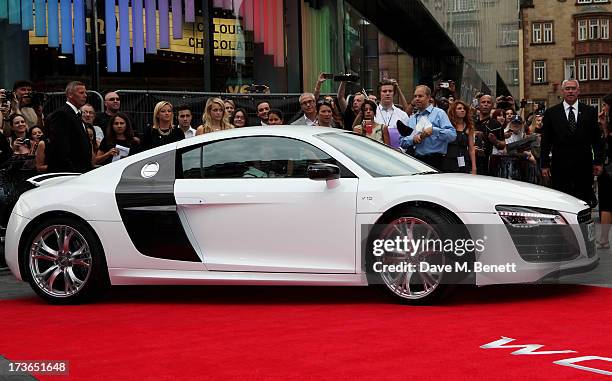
196 98 233 135
142 101 184 150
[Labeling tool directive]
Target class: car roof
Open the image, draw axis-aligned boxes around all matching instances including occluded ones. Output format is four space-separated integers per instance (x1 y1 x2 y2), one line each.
176 126 346 148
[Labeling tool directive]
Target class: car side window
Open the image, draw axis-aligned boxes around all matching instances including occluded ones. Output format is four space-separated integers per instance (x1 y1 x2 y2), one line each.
179 136 348 179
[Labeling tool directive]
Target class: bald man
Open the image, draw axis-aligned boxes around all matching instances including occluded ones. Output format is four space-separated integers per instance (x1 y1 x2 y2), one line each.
94 91 122 131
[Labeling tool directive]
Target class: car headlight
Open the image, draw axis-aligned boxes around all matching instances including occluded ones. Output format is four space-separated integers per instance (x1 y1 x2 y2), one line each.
496 206 578 263
496 205 567 227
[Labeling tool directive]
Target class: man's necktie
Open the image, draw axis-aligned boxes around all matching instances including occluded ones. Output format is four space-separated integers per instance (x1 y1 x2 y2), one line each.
568 106 576 133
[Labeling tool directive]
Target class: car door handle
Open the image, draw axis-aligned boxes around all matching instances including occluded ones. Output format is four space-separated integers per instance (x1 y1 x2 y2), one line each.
176 197 205 205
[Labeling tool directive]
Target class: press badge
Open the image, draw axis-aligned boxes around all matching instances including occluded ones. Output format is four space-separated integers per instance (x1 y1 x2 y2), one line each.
457 156 466 167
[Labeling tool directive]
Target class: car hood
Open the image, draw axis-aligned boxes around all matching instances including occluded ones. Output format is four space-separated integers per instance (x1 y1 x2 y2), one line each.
377 173 589 214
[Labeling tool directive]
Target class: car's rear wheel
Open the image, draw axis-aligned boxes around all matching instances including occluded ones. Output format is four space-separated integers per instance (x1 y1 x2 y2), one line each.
367 207 464 305
23 217 109 304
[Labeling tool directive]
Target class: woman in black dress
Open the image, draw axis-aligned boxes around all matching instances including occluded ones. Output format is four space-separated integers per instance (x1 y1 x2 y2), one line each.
445 100 476 174
141 101 185 150
597 93 612 249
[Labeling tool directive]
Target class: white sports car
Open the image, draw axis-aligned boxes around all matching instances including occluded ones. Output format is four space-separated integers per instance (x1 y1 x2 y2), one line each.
3 127 598 304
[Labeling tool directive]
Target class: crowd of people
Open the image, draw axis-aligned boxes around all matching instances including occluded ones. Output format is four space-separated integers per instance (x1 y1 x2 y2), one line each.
0 77 611 248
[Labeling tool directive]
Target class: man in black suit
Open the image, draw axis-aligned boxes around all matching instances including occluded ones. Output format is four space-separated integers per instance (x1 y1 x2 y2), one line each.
46 81 93 173
540 79 604 205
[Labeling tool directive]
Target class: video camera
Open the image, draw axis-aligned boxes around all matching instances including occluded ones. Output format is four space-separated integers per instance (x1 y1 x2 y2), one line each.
0 91 16 103
333 73 360 82
248 84 269 94
496 95 514 110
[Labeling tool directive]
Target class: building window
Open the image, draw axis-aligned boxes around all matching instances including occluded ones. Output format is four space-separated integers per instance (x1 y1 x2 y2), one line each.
578 20 588 41
585 98 600 112
533 60 546 83
564 59 576 80
543 23 553 42
602 58 610 80
509 61 519 84
499 23 518 46
451 0 477 12
532 24 542 43
589 19 600 39
453 25 478 47
532 22 553 44
590 58 600 80
578 18 610 41
578 58 588 81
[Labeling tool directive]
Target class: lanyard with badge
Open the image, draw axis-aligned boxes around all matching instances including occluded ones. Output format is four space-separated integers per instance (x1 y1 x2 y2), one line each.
379 105 395 127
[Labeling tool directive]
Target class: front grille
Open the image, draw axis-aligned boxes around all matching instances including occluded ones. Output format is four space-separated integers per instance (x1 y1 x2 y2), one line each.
507 225 580 262
577 208 596 258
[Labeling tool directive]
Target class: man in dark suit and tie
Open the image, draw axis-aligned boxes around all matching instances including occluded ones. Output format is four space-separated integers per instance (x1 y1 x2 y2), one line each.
46 81 93 173
540 79 604 205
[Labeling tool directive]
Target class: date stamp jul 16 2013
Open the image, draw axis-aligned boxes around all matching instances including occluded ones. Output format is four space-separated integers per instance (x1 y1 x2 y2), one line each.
1 360 69 376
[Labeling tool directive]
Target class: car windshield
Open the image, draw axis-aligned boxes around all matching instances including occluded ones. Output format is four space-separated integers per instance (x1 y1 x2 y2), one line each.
316 132 435 177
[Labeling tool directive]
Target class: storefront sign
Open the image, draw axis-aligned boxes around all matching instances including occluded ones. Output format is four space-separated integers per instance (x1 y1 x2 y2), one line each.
28 6 253 58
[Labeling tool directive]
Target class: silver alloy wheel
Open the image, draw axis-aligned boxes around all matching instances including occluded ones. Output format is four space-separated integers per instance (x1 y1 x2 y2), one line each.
377 217 445 300
28 224 92 298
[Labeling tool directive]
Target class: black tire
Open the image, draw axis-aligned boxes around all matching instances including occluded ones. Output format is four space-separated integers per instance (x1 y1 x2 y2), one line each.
22 217 109 304
366 206 467 305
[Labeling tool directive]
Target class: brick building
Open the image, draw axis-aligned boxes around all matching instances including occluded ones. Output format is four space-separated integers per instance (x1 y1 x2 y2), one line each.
521 0 612 110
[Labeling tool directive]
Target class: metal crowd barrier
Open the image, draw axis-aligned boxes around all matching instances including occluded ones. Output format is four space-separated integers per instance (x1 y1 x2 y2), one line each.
114 90 305 135
43 91 104 118
41 90 331 136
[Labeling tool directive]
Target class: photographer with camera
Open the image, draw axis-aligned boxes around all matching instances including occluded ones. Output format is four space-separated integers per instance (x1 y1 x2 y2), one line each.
7 114 31 155
10 80 45 129
313 73 344 129
475 95 506 176
433 80 457 110
0 89 12 165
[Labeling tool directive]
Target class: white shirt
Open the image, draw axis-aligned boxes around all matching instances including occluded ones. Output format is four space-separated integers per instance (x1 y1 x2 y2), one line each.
66 101 79 114
563 100 579 124
304 115 317 126
181 127 196 139
374 103 410 130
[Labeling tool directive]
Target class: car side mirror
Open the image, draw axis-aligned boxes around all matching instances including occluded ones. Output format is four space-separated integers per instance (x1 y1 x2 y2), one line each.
307 163 340 181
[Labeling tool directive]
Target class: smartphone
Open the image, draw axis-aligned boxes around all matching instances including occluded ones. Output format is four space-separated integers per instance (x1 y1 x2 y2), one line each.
364 120 373 135
322 73 334 80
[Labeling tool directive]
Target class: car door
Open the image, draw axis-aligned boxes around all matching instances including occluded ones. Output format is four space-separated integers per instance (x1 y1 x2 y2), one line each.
174 136 359 273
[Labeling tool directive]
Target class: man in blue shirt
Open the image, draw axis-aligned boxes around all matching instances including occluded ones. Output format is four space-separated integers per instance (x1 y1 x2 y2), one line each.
400 85 456 170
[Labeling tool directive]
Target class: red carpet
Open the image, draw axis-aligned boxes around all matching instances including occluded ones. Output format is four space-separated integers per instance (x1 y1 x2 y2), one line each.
0 285 611 380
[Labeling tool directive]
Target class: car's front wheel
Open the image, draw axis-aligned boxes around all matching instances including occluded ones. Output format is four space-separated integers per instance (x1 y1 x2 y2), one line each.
23 217 109 304
367 207 465 305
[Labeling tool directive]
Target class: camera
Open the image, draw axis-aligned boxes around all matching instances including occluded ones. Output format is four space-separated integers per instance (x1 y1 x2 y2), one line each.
20 138 31 147
333 74 360 82
0 91 16 103
322 73 334 80
440 82 449 89
22 92 48 108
